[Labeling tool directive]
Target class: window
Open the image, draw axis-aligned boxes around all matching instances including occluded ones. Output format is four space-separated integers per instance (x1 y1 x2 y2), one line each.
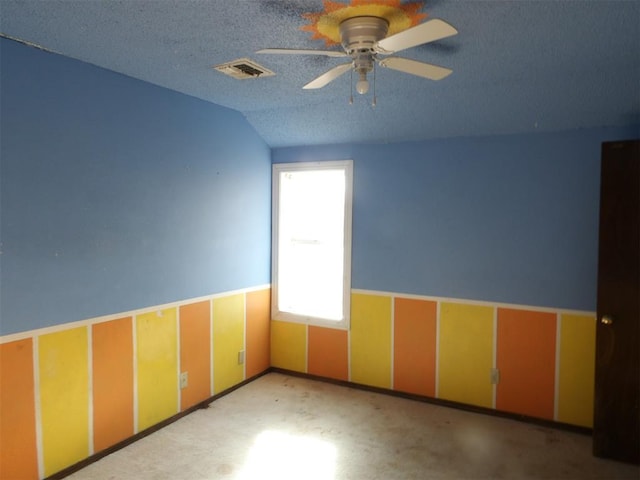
272 161 353 329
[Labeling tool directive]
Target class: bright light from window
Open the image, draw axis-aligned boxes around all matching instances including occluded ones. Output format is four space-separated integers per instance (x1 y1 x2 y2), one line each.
238 430 337 480
272 161 352 329
279 169 345 320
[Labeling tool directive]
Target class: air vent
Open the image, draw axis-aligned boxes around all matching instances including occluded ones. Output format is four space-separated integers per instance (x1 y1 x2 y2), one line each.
213 58 275 79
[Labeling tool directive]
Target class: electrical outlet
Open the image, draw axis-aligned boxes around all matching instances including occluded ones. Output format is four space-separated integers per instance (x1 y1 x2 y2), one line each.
180 372 188 389
490 368 500 384
238 350 245 365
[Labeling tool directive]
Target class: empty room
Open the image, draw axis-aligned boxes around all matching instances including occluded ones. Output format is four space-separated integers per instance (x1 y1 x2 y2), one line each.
1 1 639 479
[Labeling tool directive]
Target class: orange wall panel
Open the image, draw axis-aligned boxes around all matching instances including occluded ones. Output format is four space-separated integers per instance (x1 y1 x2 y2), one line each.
179 301 211 410
496 308 556 420
0 339 39 480
308 326 348 381
393 298 437 397
246 289 271 378
92 317 134 453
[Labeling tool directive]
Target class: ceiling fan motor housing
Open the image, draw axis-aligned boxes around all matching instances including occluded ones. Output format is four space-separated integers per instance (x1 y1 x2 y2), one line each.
340 16 389 78
339 16 389 56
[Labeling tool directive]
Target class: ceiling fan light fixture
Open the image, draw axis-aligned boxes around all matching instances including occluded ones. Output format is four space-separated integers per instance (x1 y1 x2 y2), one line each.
356 72 369 95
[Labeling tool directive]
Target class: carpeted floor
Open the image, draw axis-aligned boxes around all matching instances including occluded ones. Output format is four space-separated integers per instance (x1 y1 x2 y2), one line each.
66 372 639 479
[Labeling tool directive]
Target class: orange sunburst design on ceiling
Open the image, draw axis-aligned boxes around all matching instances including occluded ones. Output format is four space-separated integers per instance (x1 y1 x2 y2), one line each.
301 0 427 46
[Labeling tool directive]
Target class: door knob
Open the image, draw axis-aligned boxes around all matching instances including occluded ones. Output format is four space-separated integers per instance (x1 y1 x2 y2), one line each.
600 315 614 325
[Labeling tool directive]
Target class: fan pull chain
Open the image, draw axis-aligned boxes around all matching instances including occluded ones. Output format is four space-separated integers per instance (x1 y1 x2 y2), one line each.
349 67 354 105
372 62 377 107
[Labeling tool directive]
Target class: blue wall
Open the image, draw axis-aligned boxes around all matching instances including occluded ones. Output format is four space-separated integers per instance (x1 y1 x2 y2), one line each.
273 125 639 311
2 37 638 335
0 38 272 335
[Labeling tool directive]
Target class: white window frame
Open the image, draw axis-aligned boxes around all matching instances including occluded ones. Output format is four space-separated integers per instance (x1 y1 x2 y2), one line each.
271 160 353 330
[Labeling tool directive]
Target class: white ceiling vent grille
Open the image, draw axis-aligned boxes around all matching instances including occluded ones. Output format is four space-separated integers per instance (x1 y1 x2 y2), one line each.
213 58 275 79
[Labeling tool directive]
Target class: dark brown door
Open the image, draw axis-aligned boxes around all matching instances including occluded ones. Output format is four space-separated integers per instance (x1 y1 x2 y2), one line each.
593 140 640 464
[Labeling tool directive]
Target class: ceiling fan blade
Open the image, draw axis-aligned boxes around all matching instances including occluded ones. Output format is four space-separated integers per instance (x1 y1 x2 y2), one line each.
303 63 352 89
256 48 347 58
378 57 452 80
376 19 458 54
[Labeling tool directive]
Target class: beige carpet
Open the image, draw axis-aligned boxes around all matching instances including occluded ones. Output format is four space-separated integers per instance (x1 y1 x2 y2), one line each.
66 373 639 479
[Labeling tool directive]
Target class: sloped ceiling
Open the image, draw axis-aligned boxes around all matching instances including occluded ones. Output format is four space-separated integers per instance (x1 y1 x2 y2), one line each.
1 0 639 147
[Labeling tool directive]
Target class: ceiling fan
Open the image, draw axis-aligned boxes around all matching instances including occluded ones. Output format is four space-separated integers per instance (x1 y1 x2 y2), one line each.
257 16 457 100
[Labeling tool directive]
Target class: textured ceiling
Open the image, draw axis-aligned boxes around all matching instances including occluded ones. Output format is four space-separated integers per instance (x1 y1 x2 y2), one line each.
1 0 639 147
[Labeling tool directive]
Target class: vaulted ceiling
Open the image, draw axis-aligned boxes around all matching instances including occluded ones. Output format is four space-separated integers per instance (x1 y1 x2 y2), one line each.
2 0 639 147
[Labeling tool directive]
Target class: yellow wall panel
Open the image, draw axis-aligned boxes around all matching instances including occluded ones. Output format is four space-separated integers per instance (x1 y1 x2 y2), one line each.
136 308 178 431
350 293 392 389
557 314 596 427
213 294 245 394
438 302 494 408
270 320 307 373
39 327 89 477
